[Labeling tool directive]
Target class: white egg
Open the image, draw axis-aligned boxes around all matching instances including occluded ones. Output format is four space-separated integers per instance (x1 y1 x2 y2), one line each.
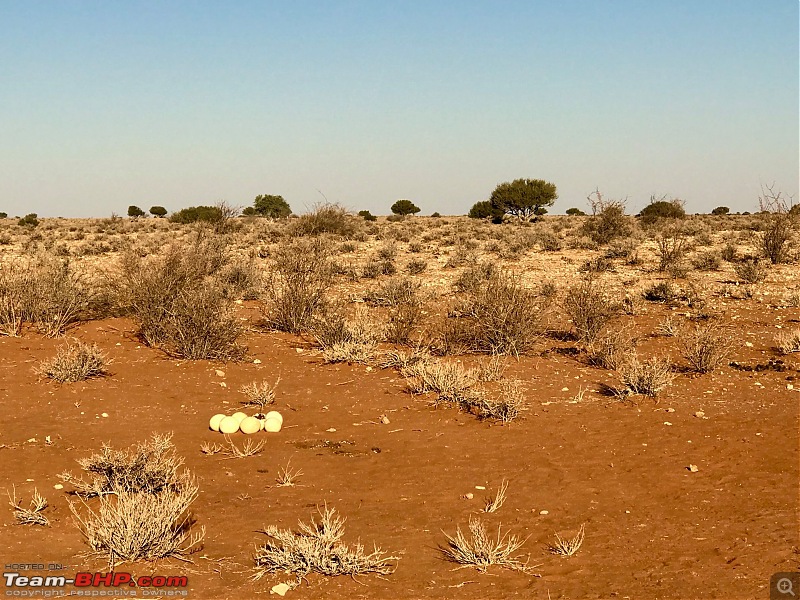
263 418 282 433
239 416 262 435
209 414 226 431
264 411 283 425
231 412 248 424
218 416 240 434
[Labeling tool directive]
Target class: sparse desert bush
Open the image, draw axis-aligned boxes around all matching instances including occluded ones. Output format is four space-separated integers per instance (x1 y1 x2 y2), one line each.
587 328 635 370
692 251 722 271
406 258 427 274
402 359 477 403
548 523 586 557
581 191 632 244
444 270 552 356
721 243 737 262
116 238 245 360
643 281 678 303
313 306 381 364
561 279 619 343
263 238 332 334
678 325 732 373
618 356 674 398
63 434 203 567
8 487 49 526
734 258 768 284
777 329 800 354
38 341 108 383
441 517 532 573
638 197 686 227
253 505 397 580
473 379 527 422
384 299 425 345
364 277 420 307
758 185 797 264
289 203 361 238
656 227 689 272
241 378 280 412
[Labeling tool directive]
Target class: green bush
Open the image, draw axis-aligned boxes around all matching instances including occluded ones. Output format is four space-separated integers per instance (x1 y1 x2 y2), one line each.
358 210 377 222
391 200 421 216
127 206 146 218
253 195 292 219
149 206 167 218
566 207 587 216
711 206 730 216
18 213 39 227
638 199 686 226
168 205 223 224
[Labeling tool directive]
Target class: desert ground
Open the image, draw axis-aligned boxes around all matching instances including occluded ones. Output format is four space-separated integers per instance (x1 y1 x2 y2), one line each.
0 207 798 599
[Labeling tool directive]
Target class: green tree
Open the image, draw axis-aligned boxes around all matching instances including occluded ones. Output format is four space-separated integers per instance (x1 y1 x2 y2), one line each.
0 212 7 219
637 198 686 225
390 199 421 216
566 207 587 216
490 179 557 221
168 205 223 224
149 206 168 218
468 200 504 223
253 194 291 218
128 205 146 218
358 210 377 222
242 206 257 216
18 213 38 227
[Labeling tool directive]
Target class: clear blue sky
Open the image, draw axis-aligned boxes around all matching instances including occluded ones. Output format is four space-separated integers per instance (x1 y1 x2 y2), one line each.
0 1 797 217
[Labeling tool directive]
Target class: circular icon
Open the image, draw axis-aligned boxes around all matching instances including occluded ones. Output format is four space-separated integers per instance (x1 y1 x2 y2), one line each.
777 577 795 596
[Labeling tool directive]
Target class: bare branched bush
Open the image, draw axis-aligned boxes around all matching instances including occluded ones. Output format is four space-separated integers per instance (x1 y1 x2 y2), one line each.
482 480 509 514
734 258 768 284
587 328 635 370
777 329 800 354
8 487 49 526
241 379 280 413
561 279 619 343
581 190 632 244
618 356 674 398
441 517 532 573
548 523 586 557
678 325 732 373
253 505 397 580
263 238 332 334
59 433 184 497
38 341 109 383
758 184 797 264
116 238 244 360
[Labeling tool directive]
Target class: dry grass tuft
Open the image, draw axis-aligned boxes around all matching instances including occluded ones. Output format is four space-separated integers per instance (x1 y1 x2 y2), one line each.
222 437 265 459
8 487 49 526
482 480 509 514
618 356 674 398
241 378 280 412
253 505 398 580
314 306 381 364
38 341 109 383
275 462 303 487
678 324 732 373
441 517 534 574
548 523 586 557
587 328 635 370
777 329 800 354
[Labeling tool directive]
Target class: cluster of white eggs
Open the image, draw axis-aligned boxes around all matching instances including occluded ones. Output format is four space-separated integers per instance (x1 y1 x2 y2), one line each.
209 411 283 434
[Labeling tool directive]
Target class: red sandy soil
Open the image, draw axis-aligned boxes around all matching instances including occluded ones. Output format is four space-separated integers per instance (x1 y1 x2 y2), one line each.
0 304 798 600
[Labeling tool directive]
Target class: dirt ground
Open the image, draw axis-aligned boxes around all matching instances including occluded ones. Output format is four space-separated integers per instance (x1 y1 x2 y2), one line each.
0 215 798 599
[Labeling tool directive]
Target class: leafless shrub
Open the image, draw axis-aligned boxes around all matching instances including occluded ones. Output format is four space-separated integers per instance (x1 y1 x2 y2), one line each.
441 517 533 574
587 328 635 370
364 277 420 307
70 480 204 567
474 380 527 422
477 355 506 381
656 227 689 272
758 184 797 264
263 238 333 334
734 258 768 284
656 316 678 337
222 437 265 459
200 442 223 456
253 505 397 580
581 190 632 244
777 329 800 354
314 306 380 364
678 325 732 373
59 433 184 497
275 462 303 487
548 523 586 557
38 341 109 383
482 480 509 514
241 378 280 413
618 356 674 398
561 278 619 343
8 487 49 526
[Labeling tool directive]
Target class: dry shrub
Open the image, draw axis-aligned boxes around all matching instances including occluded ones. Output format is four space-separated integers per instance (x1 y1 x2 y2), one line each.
587 328 635 370
263 238 332 334
402 359 477 402
0 253 94 337
253 505 397 580
364 277 420 307
777 329 800 354
734 259 768 284
655 227 689 272
441 517 532 573
59 433 184 497
38 341 108 383
473 380 527 422
288 203 361 239
618 356 674 398
561 278 619 343
643 281 678 303
240 379 280 412
440 270 551 356
581 196 632 244
313 306 381 364
384 299 425 345
8 487 49 526
63 434 203 567
116 238 244 360
678 325 732 373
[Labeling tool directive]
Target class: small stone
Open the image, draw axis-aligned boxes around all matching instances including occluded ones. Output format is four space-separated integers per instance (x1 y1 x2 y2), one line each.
270 583 291 596
663 422 673 426
561 387 569 392
215 369 225 377
475 485 486 490
788 384 794 390
295 348 303 353
365 366 373 372
219 382 227 388
380 415 390 425
745 341 753 347
235 300 243 305
326 428 336 433
688 464 699 473
26 438 36 443
464 493 474 500
101 412 109 418
253 359 262 364
694 411 705 418
53 484 63 490
539 510 549 515
665 408 675 413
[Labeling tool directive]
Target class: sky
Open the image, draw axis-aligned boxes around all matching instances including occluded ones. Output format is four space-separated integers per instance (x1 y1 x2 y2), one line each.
0 1 797 218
